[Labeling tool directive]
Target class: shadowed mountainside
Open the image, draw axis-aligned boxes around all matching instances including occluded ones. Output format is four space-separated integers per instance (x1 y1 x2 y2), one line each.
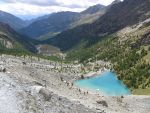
46 0 150 51
0 22 37 53
0 10 27 30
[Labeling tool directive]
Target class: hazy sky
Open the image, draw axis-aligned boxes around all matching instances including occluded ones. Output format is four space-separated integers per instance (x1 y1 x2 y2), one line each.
0 0 115 20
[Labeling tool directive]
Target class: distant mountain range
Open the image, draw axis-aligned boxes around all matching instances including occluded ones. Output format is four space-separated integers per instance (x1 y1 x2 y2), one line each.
0 10 47 31
0 10 26 30
19 4 108 39
19 12 79 39
0 0 149 52
0 3 111 41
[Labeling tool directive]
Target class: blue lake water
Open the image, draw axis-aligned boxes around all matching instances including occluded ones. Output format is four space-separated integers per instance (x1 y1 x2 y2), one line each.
75 71 131 96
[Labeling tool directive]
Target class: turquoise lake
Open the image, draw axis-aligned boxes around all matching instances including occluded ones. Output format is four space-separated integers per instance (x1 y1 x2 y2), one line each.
75 71 131 96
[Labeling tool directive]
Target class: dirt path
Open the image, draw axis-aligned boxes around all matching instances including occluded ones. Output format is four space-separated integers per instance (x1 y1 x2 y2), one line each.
0 73 22 113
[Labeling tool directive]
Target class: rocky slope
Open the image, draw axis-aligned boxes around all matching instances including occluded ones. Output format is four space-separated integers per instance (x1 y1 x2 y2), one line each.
70 4 107 29
0 54 150 113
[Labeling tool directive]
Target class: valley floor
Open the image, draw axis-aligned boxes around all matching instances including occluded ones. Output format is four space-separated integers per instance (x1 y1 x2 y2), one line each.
0 55 150 113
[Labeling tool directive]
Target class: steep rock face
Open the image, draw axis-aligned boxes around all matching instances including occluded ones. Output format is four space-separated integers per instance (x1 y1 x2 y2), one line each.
47 0 150 51
70 4 107 29
0 10 25 30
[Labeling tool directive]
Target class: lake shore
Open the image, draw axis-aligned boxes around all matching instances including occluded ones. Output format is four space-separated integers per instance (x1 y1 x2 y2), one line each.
75 71 131 96
0 54 150 113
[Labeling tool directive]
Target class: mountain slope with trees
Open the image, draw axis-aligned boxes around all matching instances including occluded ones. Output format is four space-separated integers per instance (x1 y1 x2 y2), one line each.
66 18 150 92
47 0 150 51
0 22 37 55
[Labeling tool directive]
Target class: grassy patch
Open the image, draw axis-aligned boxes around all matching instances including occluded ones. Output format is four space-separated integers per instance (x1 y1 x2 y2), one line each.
38 32 60 41
132 88 150 95
143 52 150 62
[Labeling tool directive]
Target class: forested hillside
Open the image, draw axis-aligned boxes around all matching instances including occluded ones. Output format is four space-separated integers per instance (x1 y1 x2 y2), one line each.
66 19 150 90
0 22 37 55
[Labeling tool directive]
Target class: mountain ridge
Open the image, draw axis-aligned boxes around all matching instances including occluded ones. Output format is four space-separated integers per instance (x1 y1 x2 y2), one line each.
46 0 150 51
0 10 26 30
0 22 37 53
20 11 79 38
81 4 105 15
19 4 108 39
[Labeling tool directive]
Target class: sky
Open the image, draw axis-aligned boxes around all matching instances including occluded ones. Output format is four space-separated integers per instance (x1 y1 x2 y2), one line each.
0 0 115 20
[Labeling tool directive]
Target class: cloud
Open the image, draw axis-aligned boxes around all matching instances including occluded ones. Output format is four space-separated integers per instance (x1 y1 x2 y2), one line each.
0 0 115 20
1 0 59 6
1 0 114 7
0 2 85 19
